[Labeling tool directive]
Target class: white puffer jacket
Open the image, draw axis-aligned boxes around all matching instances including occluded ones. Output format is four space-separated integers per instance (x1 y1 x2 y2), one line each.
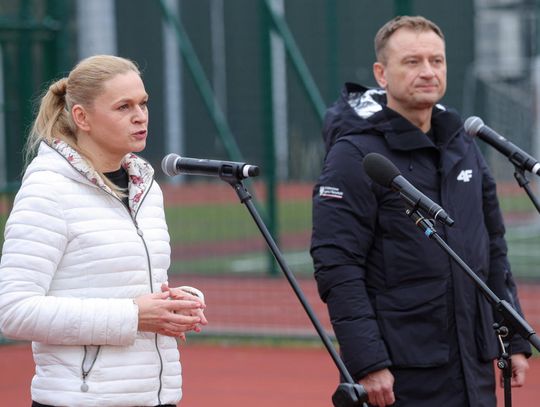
0 140 182 406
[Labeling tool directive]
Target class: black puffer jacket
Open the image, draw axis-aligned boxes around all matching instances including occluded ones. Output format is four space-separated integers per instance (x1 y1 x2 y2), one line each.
311 83 531 405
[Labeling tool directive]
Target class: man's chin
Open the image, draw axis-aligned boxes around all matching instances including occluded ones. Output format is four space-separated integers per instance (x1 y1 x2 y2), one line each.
414 94 443 108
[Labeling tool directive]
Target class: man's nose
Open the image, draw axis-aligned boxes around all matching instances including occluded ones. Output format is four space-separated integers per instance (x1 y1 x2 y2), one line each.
419 60 436 77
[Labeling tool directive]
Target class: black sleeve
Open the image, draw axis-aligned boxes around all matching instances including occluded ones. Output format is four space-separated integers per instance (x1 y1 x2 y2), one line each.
478 146 532 356
311 139 392 379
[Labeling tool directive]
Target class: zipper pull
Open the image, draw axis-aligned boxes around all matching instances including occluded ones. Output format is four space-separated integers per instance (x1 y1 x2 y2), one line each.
81 376 89 392
133 218 144 237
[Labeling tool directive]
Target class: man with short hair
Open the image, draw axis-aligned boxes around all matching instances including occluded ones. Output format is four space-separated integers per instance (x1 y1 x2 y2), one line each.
311 16 530 407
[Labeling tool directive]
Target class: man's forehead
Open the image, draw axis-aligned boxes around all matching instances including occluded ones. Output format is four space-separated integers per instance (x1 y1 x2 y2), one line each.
386 29 445 55
389 27 444 44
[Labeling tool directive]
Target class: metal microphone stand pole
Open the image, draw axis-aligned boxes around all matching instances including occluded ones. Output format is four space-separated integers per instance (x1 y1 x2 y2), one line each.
494 324 513 407
512 165 540 214
406 208 540 407
223 175 368 407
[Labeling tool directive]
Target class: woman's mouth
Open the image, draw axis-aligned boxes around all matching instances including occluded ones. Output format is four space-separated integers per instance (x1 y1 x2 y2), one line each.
132 130 147 140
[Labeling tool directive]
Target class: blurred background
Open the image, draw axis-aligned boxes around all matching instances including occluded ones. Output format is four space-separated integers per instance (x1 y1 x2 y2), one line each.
1 0 540 345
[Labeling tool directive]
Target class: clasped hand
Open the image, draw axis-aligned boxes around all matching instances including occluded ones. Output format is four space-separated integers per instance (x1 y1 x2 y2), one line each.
134 283 208 338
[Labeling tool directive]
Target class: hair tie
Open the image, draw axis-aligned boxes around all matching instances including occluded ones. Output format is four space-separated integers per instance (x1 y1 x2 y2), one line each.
50 78 68 97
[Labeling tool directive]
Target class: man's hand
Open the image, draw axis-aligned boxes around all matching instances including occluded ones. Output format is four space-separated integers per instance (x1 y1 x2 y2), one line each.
359 368 395 407
506 353 529 388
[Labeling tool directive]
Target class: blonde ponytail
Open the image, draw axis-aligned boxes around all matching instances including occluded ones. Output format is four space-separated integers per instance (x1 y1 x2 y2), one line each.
25 78 76 165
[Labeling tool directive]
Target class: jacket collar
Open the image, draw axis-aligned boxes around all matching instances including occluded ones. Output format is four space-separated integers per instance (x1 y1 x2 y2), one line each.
343 84 464 152
46 139 154 216
381 107 472 177
381 107 434 151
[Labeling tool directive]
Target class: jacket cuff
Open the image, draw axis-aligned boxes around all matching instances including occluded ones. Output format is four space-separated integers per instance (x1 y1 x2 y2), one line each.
509 336 533 358
353 360 393 382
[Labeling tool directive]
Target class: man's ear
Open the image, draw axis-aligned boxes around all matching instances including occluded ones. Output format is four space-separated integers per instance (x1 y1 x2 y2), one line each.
71 104 90 132
373 62 387 89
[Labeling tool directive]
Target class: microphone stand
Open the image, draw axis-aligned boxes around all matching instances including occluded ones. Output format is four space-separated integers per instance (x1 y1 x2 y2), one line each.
221 174 368 407
405 207 540 407
512 165 540 214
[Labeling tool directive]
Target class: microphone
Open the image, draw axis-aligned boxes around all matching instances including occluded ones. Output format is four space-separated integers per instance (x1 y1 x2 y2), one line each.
464 116 540 176
363 152 454 226
161 153 260 179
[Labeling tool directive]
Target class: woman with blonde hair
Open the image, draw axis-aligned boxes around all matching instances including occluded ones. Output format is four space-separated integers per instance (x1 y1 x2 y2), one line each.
0 54 207 406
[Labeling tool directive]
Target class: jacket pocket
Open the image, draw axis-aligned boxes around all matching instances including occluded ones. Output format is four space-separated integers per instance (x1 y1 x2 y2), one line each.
375 279 449 367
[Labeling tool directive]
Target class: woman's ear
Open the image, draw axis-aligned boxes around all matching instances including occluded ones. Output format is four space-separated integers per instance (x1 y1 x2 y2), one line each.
71 104 90 132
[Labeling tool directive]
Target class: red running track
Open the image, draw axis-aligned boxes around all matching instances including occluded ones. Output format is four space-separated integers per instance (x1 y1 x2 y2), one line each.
1 342 540 406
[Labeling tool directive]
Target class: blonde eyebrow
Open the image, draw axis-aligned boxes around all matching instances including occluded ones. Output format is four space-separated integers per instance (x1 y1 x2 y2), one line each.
113 94 149 105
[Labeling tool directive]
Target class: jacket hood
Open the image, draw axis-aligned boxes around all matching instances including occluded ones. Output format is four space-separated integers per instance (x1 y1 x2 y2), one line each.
323 83 461 153
26 140 155 216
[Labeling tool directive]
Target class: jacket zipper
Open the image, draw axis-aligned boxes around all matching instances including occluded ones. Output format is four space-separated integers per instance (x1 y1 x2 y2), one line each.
129 180 166 405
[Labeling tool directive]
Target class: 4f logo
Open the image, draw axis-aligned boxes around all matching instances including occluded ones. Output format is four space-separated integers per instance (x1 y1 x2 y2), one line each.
457 169 473 182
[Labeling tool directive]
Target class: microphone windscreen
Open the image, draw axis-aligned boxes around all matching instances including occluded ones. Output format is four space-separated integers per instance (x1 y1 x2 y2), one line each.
362 152 400 188
161 153 179 177
464 116 484 137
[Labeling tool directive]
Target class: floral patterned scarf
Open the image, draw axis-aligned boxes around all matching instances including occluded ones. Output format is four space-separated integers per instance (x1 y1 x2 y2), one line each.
47 138 154 217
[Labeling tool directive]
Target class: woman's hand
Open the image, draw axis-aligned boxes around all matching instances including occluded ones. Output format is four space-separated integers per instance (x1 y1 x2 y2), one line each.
161 283 208 335
134 290 205 338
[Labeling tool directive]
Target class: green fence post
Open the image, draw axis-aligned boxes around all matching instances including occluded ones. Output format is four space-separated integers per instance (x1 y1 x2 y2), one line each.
260 0 278 276
14 0 33 178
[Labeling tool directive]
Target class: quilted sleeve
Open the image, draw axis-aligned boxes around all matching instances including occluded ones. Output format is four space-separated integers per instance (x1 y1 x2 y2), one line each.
0 173 138 346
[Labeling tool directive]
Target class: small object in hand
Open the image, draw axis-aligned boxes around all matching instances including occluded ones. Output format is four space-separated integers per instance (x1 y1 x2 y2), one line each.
179 286 204 302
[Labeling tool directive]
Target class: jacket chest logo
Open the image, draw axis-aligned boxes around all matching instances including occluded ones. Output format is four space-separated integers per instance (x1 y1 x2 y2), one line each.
319 186 343 199
457 169 473 182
